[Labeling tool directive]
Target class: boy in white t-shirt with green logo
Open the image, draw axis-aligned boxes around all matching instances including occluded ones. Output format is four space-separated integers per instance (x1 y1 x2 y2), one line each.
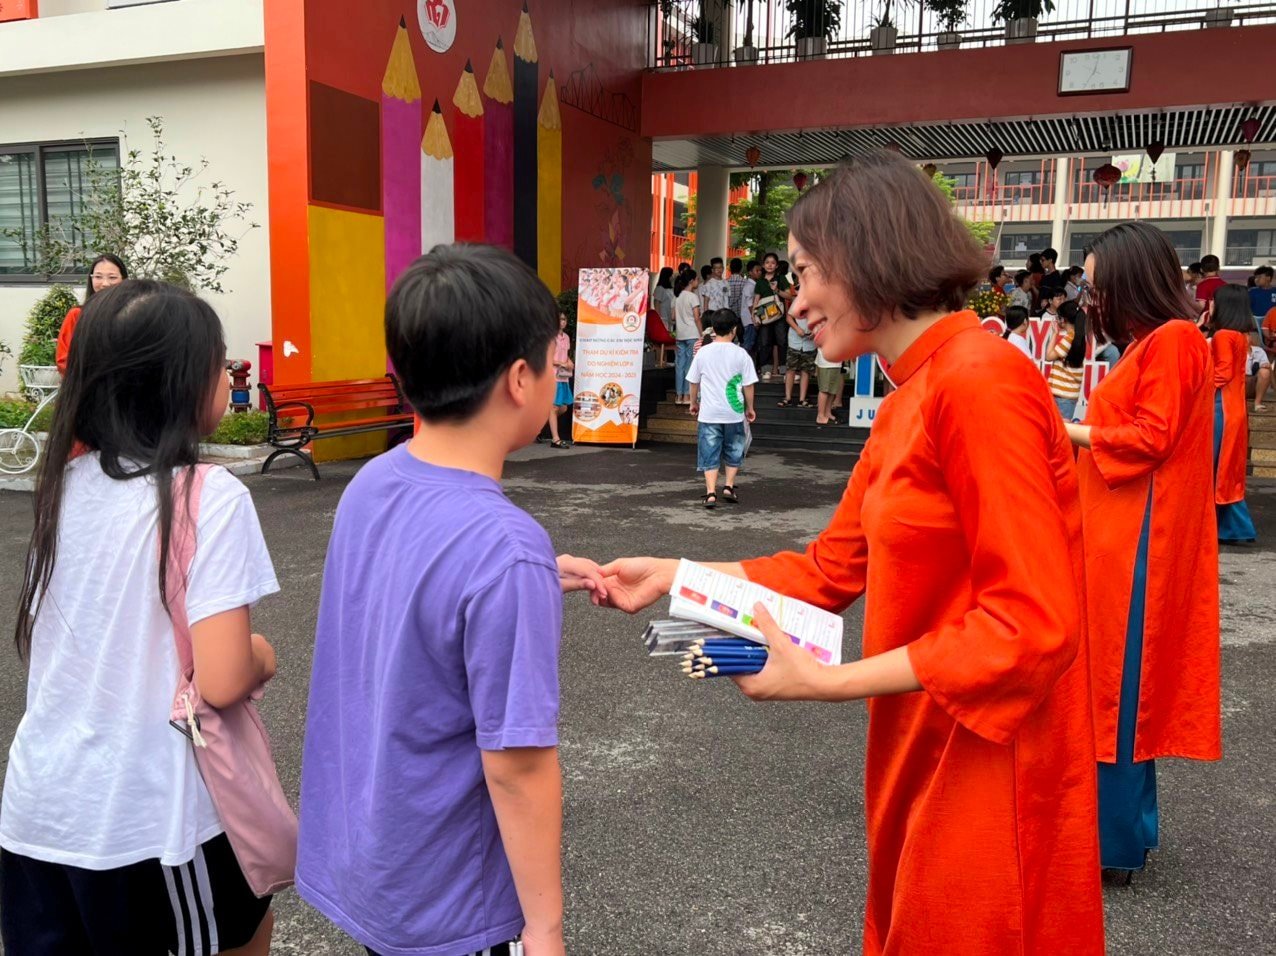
686 310 758 510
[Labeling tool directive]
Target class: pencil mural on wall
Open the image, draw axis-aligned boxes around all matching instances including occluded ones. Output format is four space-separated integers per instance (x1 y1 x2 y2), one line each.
513 1 539 268
421 99 456 254
452 60 485 242
482 38 515 250
381 16 422 290
537 71 562 294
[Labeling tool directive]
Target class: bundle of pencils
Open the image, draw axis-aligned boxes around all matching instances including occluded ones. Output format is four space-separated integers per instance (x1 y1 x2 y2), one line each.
681 637 768 680
642 620 768 681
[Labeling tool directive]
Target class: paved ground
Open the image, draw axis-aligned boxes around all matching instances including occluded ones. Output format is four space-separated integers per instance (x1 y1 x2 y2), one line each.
0 443 1272 955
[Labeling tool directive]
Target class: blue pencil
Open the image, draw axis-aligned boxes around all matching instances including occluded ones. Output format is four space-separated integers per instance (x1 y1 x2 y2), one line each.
686 663 764 676
695 655 768 668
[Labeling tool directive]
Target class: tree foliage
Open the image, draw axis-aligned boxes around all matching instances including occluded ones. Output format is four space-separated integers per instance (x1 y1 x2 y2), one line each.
6 117 257 293
932 172 997 245
18 285 78 368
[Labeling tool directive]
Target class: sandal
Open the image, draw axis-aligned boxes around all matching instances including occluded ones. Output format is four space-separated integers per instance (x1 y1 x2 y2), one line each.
777 399 793 407
551 439 569 448
1256 404 1268 412
798 400 816 409
702 492 717 509
721 486 739 504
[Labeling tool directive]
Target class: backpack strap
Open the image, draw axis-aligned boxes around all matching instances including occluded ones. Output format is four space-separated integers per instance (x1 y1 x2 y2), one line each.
165 464 215 676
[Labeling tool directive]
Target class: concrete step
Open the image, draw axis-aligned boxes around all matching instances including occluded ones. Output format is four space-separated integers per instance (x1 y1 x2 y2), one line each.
641 416 698 435
639 430 697 445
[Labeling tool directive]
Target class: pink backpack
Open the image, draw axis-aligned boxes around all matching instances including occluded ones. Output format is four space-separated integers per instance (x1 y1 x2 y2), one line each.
166 464 297 897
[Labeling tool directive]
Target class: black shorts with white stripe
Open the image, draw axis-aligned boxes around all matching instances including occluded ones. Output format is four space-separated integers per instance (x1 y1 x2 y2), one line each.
0 833 270 955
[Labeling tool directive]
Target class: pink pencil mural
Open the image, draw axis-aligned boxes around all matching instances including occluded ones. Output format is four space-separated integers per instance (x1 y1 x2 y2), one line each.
382 15 422 290
483 37 515 250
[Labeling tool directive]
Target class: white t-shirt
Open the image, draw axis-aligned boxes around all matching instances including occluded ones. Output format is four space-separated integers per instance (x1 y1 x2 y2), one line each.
701 276 730 312
1007 330 1035 361
686 340 759 424
815 348 840 369
0 456 279 869
674 289 701 341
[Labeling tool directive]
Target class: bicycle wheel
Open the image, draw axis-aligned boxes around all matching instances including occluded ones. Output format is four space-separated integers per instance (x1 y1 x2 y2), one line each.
0 429 40 475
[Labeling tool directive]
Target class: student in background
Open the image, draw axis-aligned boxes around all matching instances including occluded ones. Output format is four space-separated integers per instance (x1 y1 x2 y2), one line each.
2 281 281 955
1209 284 1258 542
673 271 703 405
1048 301 1086 421
701 257 730 314
1039 247 1067 299
1009 270 1033 311
1003 305 1034 361
297 245 605 956
1194 254 1225 317
737 260 763 357
652 266 676 334
1065 223 1220 880
1066 266 1087 302
55 253 127 374
814 349 843 425
1248 265 1276 322
686 310 757 509
752 252 793 380
545 313 574 449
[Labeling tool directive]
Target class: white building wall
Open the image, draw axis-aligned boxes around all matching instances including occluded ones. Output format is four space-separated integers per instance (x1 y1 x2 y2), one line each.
0 53 269 394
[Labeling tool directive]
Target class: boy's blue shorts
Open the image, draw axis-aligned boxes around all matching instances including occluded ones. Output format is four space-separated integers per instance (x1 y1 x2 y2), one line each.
696 421 747 472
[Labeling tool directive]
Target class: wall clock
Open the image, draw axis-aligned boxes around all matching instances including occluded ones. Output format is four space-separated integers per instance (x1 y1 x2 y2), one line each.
1059 48 1132 96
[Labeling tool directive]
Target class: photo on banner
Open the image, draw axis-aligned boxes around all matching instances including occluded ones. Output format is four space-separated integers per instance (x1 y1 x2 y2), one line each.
572 266 648 446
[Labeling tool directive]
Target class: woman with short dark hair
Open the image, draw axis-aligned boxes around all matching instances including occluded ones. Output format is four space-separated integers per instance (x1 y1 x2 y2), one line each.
1065 222 1221 878
598 151 1104 954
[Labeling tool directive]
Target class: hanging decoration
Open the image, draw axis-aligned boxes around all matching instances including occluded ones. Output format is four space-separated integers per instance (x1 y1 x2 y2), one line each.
1146 140 1165 182
884 141 902 154
922 162 937 178
984 147 1004 200
745 145 761 167
793 171 809 191
1241 117 1261 143
1093 162 1121 208
1236 149 1252 171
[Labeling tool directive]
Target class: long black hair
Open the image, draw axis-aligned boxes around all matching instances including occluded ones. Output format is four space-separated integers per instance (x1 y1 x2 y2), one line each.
15 280 227 658
84 253 128 303
1213 283 1257 334
1058 300 1087 369
656 266 674 290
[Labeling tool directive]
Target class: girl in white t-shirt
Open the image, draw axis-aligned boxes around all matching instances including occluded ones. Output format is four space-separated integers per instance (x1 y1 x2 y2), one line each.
1 280 281 955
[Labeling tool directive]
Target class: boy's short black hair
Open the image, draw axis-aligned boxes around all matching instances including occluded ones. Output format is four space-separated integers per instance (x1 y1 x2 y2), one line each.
1256 265 1275 279
710 256 724 267
710 310 737 336
1004 305 1029 328
1201 254 1220 272
746 259 761 272
1067 265 1084 279
729 257 743 272
1015 269 1031 286
1188 261 1202 274
1041 247 1058 263
386 244 559 423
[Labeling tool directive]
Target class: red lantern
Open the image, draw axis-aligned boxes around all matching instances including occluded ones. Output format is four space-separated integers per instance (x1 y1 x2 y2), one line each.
922 162 938 178
1236 149 1252 171
793 171 808 191
985 148 1004 170
1242 117 1261 143
1093 162 1121 208
1145 141 1165 181
984 148 1003 199
745 145 761 167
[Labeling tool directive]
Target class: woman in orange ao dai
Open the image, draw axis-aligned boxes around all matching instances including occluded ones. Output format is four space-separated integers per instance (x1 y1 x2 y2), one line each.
1065 222 1221 876
597 152 1104 955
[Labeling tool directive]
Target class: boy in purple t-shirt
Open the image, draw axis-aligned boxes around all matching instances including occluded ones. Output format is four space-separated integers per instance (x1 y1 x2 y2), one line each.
297 245 604 956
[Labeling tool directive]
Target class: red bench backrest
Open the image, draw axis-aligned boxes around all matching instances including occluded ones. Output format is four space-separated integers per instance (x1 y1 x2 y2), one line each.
264 377 406 424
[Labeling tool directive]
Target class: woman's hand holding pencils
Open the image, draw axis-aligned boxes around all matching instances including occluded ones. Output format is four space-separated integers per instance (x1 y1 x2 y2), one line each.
730 603 830 700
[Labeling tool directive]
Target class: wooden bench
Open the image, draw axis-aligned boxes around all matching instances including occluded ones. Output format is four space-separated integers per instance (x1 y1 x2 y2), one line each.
257 375 413 479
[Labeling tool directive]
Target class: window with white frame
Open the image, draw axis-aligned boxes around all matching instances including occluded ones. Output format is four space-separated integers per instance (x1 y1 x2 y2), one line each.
1226 228 1276 266
998 232 1052 263
0 140 120 279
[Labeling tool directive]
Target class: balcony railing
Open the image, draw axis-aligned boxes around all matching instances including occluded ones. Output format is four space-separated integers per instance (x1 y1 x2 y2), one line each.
649 1 1276 69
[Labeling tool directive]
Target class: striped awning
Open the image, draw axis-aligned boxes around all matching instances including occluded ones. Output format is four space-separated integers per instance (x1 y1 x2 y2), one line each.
652 104 1276 171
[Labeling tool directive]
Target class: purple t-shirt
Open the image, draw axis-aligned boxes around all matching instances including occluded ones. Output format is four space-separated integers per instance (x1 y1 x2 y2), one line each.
297 445 562 956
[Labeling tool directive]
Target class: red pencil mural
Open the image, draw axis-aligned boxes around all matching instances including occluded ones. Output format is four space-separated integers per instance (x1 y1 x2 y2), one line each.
483 37 514 250
452 60 485 243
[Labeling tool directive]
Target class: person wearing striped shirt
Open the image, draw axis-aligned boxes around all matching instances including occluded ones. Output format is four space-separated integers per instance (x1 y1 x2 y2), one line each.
1049 300 1086 420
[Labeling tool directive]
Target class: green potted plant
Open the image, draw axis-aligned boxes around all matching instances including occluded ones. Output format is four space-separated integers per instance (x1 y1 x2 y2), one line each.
691 0 724 66
992 0 1054 44
928 0 966 49
785 0 843 60
734 0 759 65
18 285 78 396
870 1 899 55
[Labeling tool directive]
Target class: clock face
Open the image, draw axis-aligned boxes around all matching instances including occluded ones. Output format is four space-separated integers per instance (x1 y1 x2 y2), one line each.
1059 49 1132 95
